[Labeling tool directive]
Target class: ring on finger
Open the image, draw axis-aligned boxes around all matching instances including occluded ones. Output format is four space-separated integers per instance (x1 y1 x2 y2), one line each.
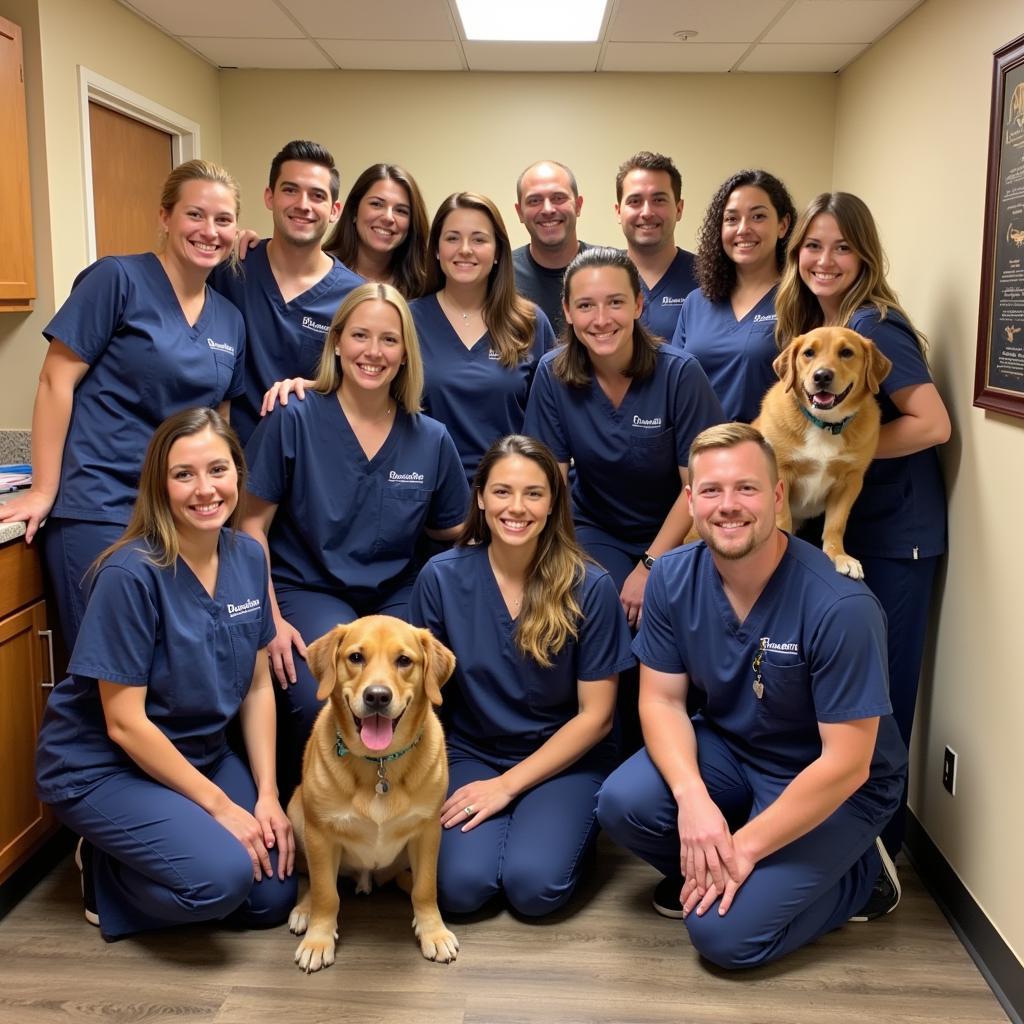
464 805 474 817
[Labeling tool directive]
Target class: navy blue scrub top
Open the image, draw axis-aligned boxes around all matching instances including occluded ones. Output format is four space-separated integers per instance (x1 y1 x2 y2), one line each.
35 530 274 802
524 345 724 546
671 287 780 423
634 535 906 812
843 308 947 559
411 544 634 759
411 293 556 482
211 242 362 445
44 254 246 526
245 391 469 601
637 247 698 342
511 242 589 336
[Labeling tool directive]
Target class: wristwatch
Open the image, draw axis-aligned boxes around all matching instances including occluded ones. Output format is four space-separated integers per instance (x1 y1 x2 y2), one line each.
641 551 656 570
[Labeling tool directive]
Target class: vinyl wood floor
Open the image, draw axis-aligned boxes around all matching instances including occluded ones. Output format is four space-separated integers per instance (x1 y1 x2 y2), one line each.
0 838 1007 1024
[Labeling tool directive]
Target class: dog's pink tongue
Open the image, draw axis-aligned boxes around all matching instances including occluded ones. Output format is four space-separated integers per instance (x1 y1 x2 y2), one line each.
360 714 394 751
813 392 836 408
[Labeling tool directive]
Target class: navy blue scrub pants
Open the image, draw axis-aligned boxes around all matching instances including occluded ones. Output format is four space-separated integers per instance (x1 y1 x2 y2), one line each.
596 724 896 969
438 739 608 918
50 750 296 940
41 518 124 655
858 554 940 856
576 525 646 759
274 583 413 799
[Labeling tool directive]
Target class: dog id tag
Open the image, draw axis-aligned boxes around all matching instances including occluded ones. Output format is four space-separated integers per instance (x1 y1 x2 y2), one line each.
375 778 389 795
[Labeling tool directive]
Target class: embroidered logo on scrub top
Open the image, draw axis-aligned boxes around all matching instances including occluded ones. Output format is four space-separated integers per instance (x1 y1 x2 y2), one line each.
227 598 261 618
753 314 777 324
759 636 801 656
389 470 425 483
301 315 331 334
632 415 663 429
207 339 236 355
487 349 501 361
661 296 684 306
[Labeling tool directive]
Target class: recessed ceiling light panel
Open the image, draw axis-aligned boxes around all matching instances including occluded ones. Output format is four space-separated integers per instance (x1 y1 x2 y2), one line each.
456 0 608 42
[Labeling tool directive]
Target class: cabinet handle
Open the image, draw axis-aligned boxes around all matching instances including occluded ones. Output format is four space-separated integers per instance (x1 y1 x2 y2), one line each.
38 628 55 689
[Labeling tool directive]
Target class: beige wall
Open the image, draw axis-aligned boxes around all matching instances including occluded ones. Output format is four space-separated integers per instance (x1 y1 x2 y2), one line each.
0 0 221 428
835 0 1024 962
218 69 836 255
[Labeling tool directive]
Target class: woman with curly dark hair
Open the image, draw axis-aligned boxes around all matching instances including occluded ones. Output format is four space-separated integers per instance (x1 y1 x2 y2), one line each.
670 170 796 422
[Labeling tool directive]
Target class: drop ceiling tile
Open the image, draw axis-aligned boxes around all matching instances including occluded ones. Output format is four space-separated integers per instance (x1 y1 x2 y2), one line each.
318 39 464 71
764 0 921 44
280 0 454 40
601 41 749 72
737 42 867 72
463 42 601 72
123 0 301 38
181 37 334 69
608 0 787 44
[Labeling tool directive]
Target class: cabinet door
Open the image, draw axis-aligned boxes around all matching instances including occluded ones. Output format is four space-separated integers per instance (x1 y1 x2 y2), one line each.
0 15 36 312
0 601 55 882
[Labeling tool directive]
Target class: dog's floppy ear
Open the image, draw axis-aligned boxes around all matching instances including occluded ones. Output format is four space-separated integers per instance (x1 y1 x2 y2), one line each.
417 627 456 707
307 624 350 702
773 337 802 393
863 340 893 395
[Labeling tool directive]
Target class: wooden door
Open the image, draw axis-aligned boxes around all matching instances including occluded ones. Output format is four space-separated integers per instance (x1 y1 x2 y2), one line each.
89 102 173 258
0 15 36 311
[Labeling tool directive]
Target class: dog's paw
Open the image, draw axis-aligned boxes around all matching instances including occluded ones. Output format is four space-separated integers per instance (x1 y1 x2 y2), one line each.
294 930 338 973
288 896 311 934
834 554 864 580
414 916 459 963
354 869 372 895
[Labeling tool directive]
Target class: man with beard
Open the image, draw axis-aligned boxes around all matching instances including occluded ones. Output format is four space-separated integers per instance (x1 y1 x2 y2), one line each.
596 423 907 968
512 160 588 334
212 140 361 444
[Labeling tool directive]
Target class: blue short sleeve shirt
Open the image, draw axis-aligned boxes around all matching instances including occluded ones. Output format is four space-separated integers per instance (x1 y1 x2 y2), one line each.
844 308 947 558
45 254 246 525
35 530 274 801
524 346 724 545
211 243 362 444
671 288 780 423
245 392 469 601
633 536 906 809
412 293 556 482
410 545 634 758
638 248 698 342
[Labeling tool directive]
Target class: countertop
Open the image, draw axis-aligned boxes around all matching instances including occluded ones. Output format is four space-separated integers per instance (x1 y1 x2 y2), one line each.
0 491 28 544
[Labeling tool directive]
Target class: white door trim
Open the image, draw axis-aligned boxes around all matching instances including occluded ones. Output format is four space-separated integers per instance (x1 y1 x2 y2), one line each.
77 67 201 263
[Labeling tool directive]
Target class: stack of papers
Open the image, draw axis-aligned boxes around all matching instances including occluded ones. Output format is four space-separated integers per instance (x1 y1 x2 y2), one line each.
0 464 31 493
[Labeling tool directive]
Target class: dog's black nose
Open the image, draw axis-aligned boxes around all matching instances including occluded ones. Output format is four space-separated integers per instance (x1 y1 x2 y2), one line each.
813 367 834 388
362 685 393 711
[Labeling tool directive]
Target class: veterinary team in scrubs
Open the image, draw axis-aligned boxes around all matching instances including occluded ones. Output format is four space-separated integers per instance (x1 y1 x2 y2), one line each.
413 192 555 483
775 192 951 861
411 435 633 916
241 283 468 784
35 409 295 939
597 424 907 967
212 141 362 446
671 170 797 423
615 151 698 341
0 160 246 652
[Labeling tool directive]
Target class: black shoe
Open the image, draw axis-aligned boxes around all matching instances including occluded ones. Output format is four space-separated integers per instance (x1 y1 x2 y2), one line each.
849 837 901 922
652 875 685 919
75 838 100 927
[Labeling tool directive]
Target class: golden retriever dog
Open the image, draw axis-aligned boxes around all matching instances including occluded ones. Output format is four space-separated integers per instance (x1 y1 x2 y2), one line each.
286 615 459 972
753 326 892 579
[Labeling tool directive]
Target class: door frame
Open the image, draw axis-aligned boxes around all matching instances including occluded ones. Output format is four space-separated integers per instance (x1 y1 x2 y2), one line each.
77 67 201 263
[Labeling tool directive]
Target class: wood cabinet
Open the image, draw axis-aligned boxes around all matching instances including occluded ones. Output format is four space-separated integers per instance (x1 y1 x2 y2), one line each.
0 541 56 883
0 15 36 313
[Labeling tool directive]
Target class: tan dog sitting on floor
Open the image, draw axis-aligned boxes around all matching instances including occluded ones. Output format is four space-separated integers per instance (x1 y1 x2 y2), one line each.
287 615 459 973
753 326 892 579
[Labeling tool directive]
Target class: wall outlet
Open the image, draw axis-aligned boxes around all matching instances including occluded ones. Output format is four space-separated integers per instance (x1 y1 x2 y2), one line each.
943 746 958 796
